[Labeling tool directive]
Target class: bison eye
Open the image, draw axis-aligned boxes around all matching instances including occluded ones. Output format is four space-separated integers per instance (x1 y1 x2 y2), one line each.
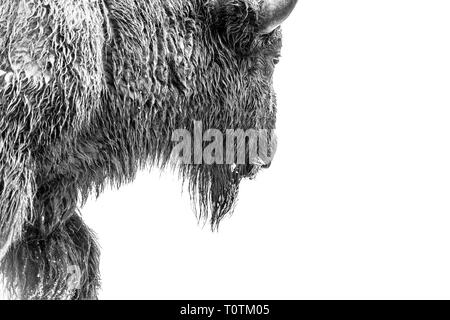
272 53 281 65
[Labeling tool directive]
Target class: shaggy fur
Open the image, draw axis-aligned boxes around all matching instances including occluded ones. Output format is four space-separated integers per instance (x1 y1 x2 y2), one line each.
0 0 284 299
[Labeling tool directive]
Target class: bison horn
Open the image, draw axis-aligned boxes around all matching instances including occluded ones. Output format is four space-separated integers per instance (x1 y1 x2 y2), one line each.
258 0 299 34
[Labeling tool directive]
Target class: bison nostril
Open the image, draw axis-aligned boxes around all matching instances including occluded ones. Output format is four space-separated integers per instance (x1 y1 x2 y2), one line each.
262 162 272 169
273 58 280 65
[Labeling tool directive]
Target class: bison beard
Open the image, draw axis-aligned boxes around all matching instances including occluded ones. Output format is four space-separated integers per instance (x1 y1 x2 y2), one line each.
0 0 297 299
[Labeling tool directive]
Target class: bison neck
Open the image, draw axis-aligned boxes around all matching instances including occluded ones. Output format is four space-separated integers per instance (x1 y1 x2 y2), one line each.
89 0 208 165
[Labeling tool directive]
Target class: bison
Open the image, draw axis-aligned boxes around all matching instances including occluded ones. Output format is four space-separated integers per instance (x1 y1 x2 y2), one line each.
0 0 298 299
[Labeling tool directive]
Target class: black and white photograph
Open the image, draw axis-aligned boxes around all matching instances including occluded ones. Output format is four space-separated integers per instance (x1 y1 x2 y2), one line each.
0 0 449 305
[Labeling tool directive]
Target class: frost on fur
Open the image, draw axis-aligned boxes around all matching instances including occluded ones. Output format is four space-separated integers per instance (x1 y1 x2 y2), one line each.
0 0 296 299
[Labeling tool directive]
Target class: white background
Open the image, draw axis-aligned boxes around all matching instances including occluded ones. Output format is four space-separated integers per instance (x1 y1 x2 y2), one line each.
3 0 450 299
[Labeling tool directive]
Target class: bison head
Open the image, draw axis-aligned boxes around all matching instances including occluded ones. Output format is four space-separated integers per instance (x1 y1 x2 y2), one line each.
177 0 298 227
97 0 299 228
